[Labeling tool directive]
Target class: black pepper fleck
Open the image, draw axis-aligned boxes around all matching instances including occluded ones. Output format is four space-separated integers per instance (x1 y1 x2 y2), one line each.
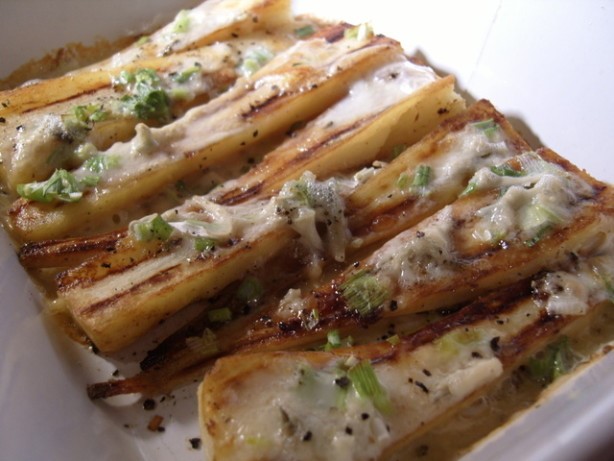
143 398 156 411
189 438 202 450
302 431 312 441
415 381 429 394
334 376 351 389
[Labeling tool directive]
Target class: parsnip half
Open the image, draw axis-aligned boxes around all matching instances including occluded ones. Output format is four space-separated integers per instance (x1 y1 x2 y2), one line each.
198 249 613 461
0 0 290 117
8 29 401 242
57 55 463 352
0 32 304 193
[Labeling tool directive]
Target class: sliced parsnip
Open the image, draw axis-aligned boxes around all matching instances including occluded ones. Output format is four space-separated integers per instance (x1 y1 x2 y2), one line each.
212 71 464 205
82 103 541 397
223 149 614 353
56 54 465 352
8 30 402 242
19 61 464 269
1 43 246 189
346 99 531 247
198 249 613 461
0 0 290 118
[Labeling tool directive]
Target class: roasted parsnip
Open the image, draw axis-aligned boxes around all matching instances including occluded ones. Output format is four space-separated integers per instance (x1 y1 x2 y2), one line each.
198 247 613 461
8 27 404 241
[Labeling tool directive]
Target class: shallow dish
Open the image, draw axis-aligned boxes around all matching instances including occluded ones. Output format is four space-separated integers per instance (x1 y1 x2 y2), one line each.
0 1 612 460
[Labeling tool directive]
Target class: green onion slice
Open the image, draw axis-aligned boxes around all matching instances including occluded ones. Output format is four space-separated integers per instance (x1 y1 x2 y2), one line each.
340 270 388 317
130 214 174 242
348 360 392 414
294 25 316 38
236 276 264 304
207 307 232 323
17 169 83 203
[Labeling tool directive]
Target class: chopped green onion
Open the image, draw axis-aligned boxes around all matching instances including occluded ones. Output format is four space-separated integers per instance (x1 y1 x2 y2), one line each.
324 330 341 351
344 23 374 41
322 330 353 351
527 336 573 384
173 64 202 84
390 144 407 159
194 237 217 252
124 89 171 121
396 172 410 190
17 169 83 203
490 163 525 178
136 35 150 46
340 270 388 317
173 10 191 33
294 25 316 38
397 165 432 194
472 118 498 140
239 47 274 77
69 103 109 129
114 69 171 122
435 329 482 356
348 360 391 414
412 165 431 188
236 276 264 304
524 224 553 247
130 214 173 241
207 307 232 323
460 181 478 197
386 335 400 345
74 142 99 162
82 154 120 174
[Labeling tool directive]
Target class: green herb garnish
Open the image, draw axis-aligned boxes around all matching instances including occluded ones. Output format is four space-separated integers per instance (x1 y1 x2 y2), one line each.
348 360 391 414
207 307 233 323
322 330 353 351
17 169 84 203
239 47 274 76
340 270 388 317
396 172 410 190
294 25 316 38
344 23 374 41
390 144 407 159
130 214 174 241
236 276 264 304
114 69 172 122
524 224 553 247
173 64 202 83
527 337 574 384
397 165 432 194
472 118 499 140
173 10 191 33
194 237 217 252
412 165 431 188
489 163 525 178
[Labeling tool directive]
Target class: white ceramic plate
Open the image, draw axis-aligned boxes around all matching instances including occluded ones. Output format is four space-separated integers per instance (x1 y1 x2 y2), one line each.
1 1 612 460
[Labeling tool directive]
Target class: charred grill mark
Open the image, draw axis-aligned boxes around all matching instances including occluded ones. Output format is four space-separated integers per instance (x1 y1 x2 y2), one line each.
351 282 536 367
22 83 111 115
216 182 263 205
18 231 127 267
496 311 569 367
240 91 287 119
78 264 181 317
56 239 179 292
317 23 351 43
